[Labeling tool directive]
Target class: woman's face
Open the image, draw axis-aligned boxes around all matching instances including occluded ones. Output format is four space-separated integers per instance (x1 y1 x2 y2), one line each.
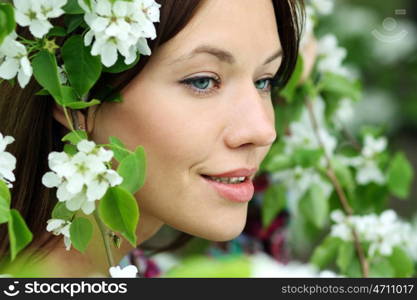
91 0 281 242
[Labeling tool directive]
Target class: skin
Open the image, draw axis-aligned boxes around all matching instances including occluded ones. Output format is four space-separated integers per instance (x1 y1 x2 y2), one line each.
49 0 281 276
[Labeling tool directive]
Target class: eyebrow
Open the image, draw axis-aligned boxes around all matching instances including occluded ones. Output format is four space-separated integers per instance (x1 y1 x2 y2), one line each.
169 45 282 66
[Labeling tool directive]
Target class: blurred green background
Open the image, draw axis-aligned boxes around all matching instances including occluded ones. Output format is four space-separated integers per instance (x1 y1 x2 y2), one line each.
316 0 417 216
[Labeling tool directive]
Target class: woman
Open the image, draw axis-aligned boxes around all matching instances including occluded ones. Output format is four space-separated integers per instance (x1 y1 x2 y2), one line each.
0 0 303 277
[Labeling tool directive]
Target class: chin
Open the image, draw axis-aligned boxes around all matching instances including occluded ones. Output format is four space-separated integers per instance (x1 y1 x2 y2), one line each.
185 217 247 242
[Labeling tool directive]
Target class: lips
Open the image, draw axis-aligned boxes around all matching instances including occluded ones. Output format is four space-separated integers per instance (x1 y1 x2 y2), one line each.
202 168 258 180
200 168 257 203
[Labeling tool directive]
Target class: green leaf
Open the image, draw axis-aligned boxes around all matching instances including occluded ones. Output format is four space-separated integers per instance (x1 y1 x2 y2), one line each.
64 99 101 109
8 209 33 261
293 148 324 168
98 187 139 246
108 136 130 162
103 54 140 73
52 202 75 220
310 236 342 269
47 26 67 37
387 152 414 199
166 255 251 278
63 144 78 156
299 184 329 228
319 72 361 102
62 130 88 145
261 184 286 228
32 50 62 103
387 247 414 277
70 217 93 253
35 88 50 96
62 35 102 97
279 56 304 102
63 0 84 14
0 3 15 45
369 257 395 277
336 240 355 274
117 146 146 194
65 14 84 34
61 85 78 104
0 180 11 224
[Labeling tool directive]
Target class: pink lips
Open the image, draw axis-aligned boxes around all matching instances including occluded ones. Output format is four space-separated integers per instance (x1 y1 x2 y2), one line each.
202 168 257 203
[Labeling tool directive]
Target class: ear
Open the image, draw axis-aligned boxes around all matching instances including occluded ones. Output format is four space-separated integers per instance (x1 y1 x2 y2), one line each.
52 103 86 131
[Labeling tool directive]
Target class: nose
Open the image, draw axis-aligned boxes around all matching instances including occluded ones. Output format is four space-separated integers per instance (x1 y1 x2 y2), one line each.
224 81 277 149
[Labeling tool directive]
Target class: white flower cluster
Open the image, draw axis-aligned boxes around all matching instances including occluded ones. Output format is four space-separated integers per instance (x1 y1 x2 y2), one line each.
46 218 72 250
0 33 33 88
79 0 161 67
341 135 387 185
13 0 68 38
330 209 414 257
250 252 339 277
109 265 138 278
285 97 337 157
0 133 17 188
317 34 352 78
271 166 332 216
42 140 123 215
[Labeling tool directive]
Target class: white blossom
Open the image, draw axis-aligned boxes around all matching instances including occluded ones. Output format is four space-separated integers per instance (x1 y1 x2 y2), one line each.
310 0 334 15
0 133 17 188
340 135 387 185
46 218 72 251
284 96 337 158
330 209 414 257
250 252 339 277
333 98 354 126
0 33 33 88
317 34 352 77
13 0 68 38
79 0 161 67
109 265 138 278
271 166 332 216
42 140 123 215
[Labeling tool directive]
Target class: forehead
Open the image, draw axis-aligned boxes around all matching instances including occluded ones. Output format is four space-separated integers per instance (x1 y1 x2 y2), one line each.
155 0 281 66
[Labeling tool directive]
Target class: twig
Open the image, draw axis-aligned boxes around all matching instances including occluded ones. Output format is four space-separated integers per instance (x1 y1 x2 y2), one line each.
94 210 115 267
305 99 369 278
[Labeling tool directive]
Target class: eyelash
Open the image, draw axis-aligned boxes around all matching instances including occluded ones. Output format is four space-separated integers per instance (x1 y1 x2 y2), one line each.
179 75 274 97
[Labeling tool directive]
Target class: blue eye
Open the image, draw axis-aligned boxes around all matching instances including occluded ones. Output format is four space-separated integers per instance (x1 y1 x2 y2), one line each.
180 76 221 96
255 78 273 92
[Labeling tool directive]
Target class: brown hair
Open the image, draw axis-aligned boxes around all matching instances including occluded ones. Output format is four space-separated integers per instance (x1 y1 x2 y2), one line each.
0 0 304 261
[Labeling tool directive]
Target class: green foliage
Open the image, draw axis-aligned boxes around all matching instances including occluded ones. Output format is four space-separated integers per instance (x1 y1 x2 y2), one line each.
32 50 63 103
387 247 414 277
261 184 286 228
108 136 130 162
117 146 146 194
70 217 93 253
319 72 362 102
311 236 342 269
0 2 15 45
8 209 33 261
63 0 84 14
299 184 329 229
0 180 10 224
52 202 75 221
165 255 251 278
293 148 324 168
62 35 102 98
98 187 139 246
62 130 88 145
387 152 414 199
279 56 304 102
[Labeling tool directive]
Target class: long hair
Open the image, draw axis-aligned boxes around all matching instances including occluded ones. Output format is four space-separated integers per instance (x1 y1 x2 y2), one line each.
0 0 304 261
